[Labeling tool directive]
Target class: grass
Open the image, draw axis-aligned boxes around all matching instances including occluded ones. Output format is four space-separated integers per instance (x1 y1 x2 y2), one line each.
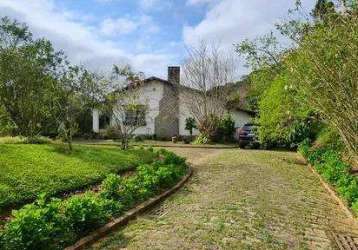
0 143 156 212
0 136 27 144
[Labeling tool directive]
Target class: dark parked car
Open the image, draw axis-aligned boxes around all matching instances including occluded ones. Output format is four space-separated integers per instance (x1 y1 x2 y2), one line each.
237 123 260 149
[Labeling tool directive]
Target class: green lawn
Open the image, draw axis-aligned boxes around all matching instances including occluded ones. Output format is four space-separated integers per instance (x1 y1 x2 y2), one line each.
0 144 156 212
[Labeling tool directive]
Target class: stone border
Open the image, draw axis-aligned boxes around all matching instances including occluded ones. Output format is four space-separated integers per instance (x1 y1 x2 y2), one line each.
65 167 193 250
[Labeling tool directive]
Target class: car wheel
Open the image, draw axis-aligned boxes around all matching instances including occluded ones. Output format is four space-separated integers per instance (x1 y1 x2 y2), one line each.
239 141 247 149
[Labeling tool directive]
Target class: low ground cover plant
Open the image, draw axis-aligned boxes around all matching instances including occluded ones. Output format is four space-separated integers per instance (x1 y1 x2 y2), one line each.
299 141 358 215
0 143 156 212
0 149 188 250
0 136 52 145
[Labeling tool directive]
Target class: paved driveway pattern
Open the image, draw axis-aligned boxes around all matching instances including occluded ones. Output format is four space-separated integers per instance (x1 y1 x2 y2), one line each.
89 148 358 250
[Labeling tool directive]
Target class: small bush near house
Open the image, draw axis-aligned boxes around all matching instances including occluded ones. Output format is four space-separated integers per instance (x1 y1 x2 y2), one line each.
185 117 197 138
133 135 144 142
0 149 188 250
213 114 235 143
104 126 121 139
193 134 209 144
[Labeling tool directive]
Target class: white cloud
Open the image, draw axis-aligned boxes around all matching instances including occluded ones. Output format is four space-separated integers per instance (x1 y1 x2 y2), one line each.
139 0 159 9
183 0 315 47
0 0 170 76
183 0 315 75
100 18 139 36
138 0 172 11
186 0 215 6
94 0 121 3
100 15 159 36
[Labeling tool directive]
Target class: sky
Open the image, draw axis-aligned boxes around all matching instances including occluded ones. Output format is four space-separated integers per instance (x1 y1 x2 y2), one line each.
0 0 316 78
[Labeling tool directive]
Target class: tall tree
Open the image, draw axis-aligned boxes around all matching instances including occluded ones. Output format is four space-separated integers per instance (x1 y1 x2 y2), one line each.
286 11 358 164
103 65 148 150
0 17 65 138
181 41 235 140
312 0 336 20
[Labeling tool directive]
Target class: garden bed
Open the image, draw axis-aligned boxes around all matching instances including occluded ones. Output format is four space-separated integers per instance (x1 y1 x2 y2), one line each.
66 166 192 250
0 149 189 250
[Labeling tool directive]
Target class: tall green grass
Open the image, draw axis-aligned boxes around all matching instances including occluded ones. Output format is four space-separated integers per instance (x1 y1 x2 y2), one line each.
0 143 156 212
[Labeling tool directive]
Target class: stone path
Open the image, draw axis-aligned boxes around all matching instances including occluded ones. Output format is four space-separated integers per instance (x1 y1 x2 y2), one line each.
89 148 358 249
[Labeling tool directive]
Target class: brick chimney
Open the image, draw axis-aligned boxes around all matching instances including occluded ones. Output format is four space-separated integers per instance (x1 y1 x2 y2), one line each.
168 66 180 85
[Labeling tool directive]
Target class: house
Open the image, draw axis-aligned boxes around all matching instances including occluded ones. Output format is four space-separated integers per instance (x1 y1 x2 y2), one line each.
92 66 253 139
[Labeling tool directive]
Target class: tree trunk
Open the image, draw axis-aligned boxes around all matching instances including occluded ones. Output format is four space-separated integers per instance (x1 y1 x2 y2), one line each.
67 134 73 152
121 137 129 150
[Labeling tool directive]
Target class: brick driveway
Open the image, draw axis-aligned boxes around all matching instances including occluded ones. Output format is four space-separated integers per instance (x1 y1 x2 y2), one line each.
90 148 358 249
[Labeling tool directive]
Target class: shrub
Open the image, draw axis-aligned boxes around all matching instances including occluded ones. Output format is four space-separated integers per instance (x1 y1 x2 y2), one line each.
24 136 53 145
137 165 159 184
0 136 52 145
1 197 72 250
193 134 209 144
155 163 186 188
155 165 176 187
0 136 25 144
64 193 117 235
99 174 122 200
185 117 197 137
104 126 121 139
257 70 317 149
303 146 358 206
315 126 344 151
158 149 186 166
0 106 15 136
298 139 311 158
119 177 141 207
337 176 358 204
133 135 144 142
213 114 235 143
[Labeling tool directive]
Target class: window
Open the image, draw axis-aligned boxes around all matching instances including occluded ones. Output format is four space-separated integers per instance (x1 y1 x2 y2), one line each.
99 114 110 129
124 105 146 127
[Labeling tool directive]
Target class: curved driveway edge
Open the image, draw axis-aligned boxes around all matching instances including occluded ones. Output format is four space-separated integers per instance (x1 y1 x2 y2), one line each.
65 167 193 250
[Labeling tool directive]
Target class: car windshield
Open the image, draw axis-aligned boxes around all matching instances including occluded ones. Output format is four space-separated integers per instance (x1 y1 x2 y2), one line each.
243 124 255 130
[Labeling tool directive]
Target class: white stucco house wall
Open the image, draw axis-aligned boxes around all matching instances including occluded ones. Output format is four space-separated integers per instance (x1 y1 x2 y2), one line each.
93 66 254 138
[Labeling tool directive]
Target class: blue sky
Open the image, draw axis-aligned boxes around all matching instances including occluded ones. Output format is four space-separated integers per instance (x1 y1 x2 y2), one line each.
0 0 316 78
